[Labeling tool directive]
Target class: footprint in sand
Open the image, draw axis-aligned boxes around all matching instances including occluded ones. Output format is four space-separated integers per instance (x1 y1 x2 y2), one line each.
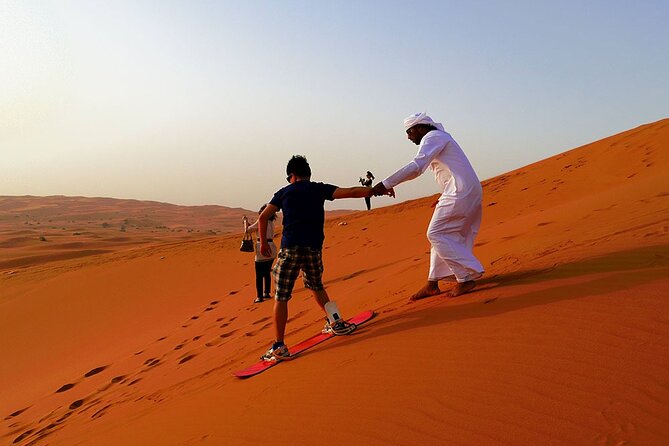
111 375 126 384
144 358 160 367
56 383 76 393
210 300 219 305
205 338 222 347
287 310 308 323
13 430 34 444
245 325 269 336
178 354 197 364
69 399 85 410
92 404 113 420
5 407 29 419
220 330 238 338
252 316 271 325
84 365 108 377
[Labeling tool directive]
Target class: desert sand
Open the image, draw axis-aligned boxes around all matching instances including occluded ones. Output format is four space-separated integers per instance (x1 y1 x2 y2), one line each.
1 119 668 445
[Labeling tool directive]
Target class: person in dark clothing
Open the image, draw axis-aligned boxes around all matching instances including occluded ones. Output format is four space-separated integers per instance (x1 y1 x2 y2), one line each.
359 171 375 210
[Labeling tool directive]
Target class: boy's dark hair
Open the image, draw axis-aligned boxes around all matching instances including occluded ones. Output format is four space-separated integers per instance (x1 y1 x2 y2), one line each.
286 155 311 178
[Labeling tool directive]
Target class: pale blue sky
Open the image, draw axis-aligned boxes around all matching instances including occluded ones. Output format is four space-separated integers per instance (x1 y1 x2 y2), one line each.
2 0 667 210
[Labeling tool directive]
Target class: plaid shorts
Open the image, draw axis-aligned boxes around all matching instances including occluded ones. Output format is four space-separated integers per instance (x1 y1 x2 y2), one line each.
272 247 324 301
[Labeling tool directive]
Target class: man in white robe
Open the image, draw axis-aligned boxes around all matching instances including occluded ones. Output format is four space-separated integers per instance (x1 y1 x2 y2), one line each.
372 112 485 299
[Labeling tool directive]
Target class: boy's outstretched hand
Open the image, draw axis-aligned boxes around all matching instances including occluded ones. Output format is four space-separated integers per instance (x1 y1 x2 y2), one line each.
371 182 395 198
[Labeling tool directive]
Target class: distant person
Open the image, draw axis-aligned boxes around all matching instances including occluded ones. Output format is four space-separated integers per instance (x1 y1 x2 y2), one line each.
358 171 375 210
243 205 277 303
372 112 484 300
256 155 387 361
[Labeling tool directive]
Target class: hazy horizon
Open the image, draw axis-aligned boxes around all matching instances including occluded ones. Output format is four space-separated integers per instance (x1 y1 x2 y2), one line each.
3 1 667 210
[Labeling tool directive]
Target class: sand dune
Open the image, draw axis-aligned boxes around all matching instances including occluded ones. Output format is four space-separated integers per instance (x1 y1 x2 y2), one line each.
0 196 352 272
1 119 668 445
0 196 258 271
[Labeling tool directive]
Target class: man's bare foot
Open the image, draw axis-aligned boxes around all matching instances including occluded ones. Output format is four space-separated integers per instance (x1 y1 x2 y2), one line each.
450 280 476 297
410 282 442 301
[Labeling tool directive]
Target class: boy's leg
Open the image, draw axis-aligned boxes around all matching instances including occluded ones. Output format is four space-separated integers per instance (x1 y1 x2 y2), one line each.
273 300 288 343
311 288 330 311
301 248 326 305
300 248 332 318
300 249 355 335
270 249 300 343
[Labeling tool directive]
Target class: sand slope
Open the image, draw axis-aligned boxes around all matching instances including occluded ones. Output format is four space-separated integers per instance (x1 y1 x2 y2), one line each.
1 119 668 445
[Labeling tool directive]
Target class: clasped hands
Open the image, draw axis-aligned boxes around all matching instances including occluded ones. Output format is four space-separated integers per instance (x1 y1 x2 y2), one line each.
371 182 395 198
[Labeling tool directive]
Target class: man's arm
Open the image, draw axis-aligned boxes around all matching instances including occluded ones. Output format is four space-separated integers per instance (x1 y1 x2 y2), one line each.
258 204 279 256
332 186 373 200
381 132 446 190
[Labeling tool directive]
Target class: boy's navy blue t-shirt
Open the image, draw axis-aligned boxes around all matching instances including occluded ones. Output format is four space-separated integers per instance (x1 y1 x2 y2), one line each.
269 180 337 249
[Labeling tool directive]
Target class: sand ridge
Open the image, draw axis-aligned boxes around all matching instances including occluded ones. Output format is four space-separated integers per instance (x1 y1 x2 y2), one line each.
1 119 668 445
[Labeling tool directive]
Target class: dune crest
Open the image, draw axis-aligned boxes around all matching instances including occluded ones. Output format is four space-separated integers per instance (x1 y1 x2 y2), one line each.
1 119 667 445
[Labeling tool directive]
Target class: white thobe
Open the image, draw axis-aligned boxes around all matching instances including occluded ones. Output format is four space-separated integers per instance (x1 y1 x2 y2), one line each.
382 130 484 282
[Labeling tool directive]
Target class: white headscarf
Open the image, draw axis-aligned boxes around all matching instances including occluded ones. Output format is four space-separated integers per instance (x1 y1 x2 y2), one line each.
403 112 445 132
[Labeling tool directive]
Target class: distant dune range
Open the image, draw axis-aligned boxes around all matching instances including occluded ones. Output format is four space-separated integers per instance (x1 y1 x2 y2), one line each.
0 119 667 445
0 196 255 270
0 196 354 270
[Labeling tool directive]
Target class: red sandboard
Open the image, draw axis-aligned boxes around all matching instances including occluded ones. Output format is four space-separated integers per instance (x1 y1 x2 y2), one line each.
233 310 374 378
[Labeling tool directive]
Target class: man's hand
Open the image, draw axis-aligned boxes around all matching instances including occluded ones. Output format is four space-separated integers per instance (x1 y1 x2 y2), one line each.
371 182 395 198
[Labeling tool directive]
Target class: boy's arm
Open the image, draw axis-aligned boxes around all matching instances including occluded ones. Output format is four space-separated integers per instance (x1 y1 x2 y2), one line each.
258 204 279 256
335 185 395 199
332 186 373 199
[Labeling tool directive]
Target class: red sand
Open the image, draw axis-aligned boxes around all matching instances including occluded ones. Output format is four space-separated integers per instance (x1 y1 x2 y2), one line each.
1 119 668 445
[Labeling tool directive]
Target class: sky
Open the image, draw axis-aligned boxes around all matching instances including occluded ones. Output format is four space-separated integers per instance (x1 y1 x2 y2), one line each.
2 0 668 211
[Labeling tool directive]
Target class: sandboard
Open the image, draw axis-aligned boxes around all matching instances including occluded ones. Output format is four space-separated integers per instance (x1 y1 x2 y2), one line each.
233 310 374 378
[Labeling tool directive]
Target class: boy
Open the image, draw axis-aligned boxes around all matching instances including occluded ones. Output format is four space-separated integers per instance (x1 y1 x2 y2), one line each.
257 155 382 360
